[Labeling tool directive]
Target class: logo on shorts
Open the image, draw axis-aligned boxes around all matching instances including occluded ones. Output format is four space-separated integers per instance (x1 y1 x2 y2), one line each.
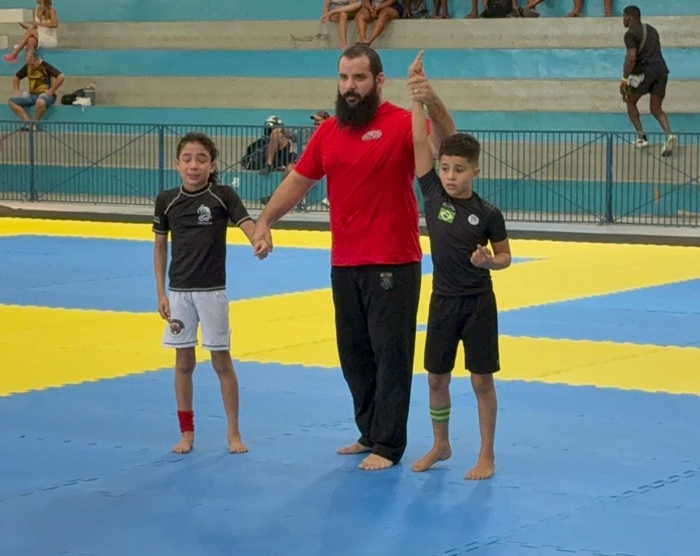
170 319 185 336
362 130 382 141
468 214 480 226
197 204 212 223
379 271 394 290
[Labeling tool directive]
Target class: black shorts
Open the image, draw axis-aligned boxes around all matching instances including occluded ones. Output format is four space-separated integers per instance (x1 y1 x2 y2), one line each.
424 291 500 375
633 67 669 98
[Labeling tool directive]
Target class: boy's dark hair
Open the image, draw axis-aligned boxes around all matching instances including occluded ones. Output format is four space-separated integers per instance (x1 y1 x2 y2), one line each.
176 132 219 185
623 5 641 19
439 133 481 165
339 44 383 79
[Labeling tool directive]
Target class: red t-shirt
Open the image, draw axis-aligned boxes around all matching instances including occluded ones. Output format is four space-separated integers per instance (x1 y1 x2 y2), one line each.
295 102 422 267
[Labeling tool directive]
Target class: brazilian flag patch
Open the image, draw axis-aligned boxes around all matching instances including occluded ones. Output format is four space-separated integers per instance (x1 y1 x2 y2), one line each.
438 204 456 224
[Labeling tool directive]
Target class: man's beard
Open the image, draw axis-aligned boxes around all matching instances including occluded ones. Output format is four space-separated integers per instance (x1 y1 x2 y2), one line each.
335 84 380 131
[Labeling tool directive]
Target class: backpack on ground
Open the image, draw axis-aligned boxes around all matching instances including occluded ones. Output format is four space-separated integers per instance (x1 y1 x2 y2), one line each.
60 88 85 105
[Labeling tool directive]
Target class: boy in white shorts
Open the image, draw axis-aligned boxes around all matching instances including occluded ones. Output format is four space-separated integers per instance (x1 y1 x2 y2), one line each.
153 132 266 454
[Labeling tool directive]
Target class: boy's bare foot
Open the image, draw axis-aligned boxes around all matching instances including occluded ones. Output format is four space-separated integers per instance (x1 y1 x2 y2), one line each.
172 431 194 454
464 455 495 480
411 444 452 472
337 441 372 455
228 432 248 454
359 453 394 470
566 10 582 17
465 10 478 18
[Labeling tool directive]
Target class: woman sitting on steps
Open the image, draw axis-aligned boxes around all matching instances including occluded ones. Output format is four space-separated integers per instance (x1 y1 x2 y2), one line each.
4 0 58 64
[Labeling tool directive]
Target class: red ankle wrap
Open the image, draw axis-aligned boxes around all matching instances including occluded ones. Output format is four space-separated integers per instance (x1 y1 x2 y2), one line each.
177 410 194 432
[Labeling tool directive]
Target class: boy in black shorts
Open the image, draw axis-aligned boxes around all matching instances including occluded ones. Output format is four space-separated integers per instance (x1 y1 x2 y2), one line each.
408 53 512 480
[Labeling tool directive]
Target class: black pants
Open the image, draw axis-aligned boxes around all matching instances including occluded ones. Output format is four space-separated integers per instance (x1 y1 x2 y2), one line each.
331 262 421 463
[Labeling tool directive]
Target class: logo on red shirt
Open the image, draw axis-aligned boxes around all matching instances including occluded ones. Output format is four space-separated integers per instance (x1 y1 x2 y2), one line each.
361 130 382 141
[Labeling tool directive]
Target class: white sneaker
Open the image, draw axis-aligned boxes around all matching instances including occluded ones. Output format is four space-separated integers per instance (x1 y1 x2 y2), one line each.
634 137 649 148
661 134 677 157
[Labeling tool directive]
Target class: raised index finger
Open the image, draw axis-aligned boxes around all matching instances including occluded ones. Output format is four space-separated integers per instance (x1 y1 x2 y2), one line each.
408 50 425 77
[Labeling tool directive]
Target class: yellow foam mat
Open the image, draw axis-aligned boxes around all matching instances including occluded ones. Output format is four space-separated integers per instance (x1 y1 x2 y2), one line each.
1 218 699 396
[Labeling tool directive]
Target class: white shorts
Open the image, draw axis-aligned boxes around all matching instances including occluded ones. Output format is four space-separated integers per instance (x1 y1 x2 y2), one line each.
163 290 231 351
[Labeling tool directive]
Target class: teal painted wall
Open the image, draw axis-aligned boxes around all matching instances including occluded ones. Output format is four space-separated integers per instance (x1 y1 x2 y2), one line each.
2 48 699 80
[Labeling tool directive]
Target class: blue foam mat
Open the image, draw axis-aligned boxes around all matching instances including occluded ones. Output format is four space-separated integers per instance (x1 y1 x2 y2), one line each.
501 279 700 347
2 363 700 555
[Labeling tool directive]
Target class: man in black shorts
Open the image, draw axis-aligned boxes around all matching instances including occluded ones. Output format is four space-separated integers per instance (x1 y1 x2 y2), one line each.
620 5 676 156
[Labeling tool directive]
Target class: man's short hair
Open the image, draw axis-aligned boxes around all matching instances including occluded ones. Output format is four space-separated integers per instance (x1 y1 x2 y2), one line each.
439 133 481 165
339 44 383 78
623 5 641 19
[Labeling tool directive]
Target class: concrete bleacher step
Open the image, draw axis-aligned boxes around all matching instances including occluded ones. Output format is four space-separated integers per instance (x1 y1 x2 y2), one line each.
0 7 29 49
2 76 697 113
0 8 30 23
38 16 700 51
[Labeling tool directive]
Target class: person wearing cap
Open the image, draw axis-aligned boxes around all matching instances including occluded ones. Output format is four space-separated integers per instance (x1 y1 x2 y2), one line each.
261 110 332 209
311 110 331 126
8 49 64 130
309 110 331 208
241 115 298 176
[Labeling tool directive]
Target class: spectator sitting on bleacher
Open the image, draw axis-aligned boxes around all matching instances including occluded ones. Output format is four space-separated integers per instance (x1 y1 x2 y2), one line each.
3 0 58 64
432 0 450 19
261 110 332 210
523 0 613 17
466 0 481 19
8 49 64 130
404 0 429 19
241 115 298 177
355 0 403 46
321 0 362 50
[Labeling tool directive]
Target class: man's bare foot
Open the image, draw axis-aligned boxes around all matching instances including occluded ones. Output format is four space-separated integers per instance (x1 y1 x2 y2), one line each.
465 10 478 18
411 444 452 472
359 453 394 470
172 432 194 454
337 441 372 455
464 455 495 480
228 432 248 454
566 10 582 17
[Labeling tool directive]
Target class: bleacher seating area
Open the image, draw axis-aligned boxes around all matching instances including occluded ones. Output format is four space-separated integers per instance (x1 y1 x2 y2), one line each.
0 0 698 223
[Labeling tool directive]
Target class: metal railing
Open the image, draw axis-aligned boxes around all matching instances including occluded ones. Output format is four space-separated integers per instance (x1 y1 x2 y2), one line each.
0 121 698 227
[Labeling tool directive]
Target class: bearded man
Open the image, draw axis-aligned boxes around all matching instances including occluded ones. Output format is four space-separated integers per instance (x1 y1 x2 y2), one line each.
252 46 455 471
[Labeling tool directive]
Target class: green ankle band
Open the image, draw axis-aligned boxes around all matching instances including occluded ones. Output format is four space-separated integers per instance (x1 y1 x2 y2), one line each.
430 405 451 422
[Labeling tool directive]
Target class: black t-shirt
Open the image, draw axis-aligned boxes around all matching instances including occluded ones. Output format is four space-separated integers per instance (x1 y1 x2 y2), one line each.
242 135 297 170
152 184 251 291
624 22 668 74
419 169 508 297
